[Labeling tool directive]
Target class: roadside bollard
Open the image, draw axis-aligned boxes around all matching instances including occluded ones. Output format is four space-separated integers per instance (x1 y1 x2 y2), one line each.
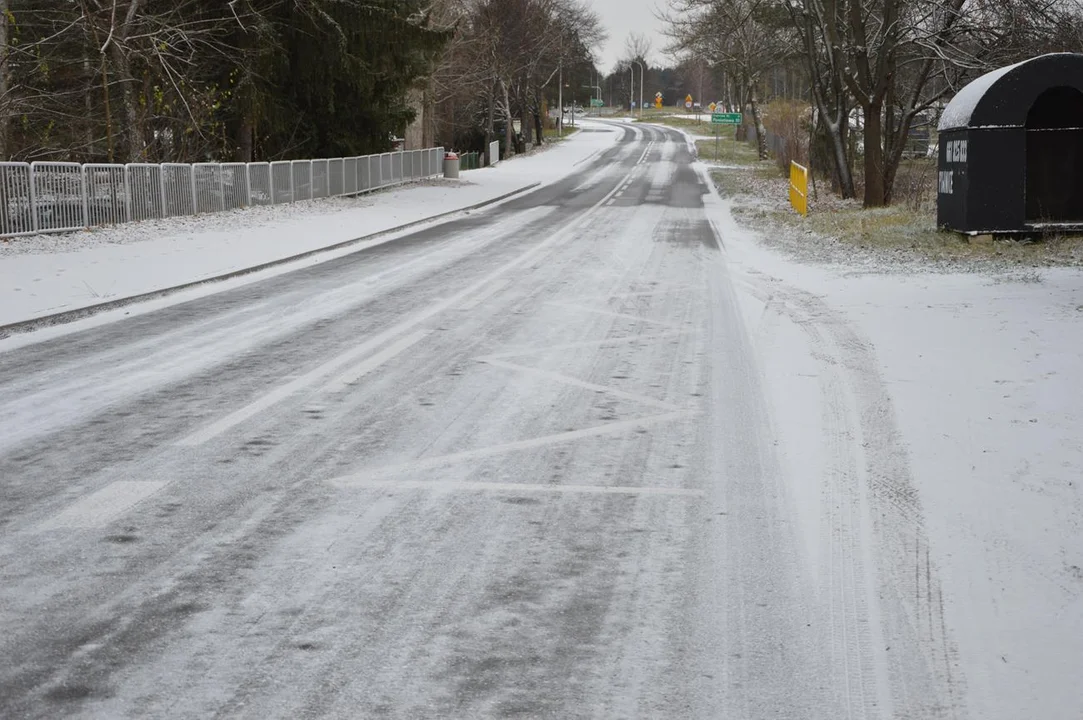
443 152 461 179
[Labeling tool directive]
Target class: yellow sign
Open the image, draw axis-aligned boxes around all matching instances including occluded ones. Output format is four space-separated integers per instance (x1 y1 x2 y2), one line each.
655 96 663 109
709 102 717 112
789 161 809 217
685 94 693 103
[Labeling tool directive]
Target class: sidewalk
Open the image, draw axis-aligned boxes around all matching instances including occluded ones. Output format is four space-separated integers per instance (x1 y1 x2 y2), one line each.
0 123 620 329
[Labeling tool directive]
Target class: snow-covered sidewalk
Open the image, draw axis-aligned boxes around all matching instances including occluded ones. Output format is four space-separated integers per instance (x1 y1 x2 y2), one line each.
0 122 620 328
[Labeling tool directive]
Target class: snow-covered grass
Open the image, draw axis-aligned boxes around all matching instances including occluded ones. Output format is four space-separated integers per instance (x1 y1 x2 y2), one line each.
0 122 622 327
636 114 717 131
709 161 1083 272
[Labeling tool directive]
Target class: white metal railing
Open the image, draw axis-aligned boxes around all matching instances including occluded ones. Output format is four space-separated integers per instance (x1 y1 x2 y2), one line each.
127 164 164 221
0 146 445 237
247 162 272 206
162 163 195 218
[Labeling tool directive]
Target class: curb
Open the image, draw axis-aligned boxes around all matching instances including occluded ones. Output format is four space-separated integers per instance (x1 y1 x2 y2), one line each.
0 182 542 340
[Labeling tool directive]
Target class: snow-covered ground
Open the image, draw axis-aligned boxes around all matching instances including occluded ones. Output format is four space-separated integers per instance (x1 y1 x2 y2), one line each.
0 122 621 328
707 170 1083 719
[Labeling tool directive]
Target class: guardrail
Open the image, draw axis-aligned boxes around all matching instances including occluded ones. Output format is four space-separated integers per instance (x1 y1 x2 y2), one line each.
0 147 445 238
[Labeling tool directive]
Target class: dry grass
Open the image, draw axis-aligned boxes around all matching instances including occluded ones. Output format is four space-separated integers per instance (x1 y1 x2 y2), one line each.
695 138 761 166
710 164 1083 270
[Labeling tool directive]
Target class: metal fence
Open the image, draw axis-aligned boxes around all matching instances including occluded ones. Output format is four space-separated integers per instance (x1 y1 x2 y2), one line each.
0 147 444 237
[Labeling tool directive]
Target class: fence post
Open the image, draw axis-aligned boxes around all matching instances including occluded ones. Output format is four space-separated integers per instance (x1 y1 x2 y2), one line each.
190 169 198 216
159 167 168 217
79 166 90 230
122 166 131 223
27 165 39 233
218 164 226 210
244 164 251 206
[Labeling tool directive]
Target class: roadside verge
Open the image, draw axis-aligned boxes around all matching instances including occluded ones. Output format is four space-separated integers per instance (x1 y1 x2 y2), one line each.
0 183 539 339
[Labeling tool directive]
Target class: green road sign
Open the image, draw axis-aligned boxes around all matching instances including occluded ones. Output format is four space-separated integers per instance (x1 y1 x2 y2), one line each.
712 112 742 125
590 98 604 108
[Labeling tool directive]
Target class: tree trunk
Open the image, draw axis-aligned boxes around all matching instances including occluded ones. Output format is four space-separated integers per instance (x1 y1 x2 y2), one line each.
0 0 9 160
110 43 143 162
533 104 543 148
485 90 495 164
521 102 531 146
234 117 254 163
825 117 854 199
748 87 768 160
503 81 514 157
862 101 886 207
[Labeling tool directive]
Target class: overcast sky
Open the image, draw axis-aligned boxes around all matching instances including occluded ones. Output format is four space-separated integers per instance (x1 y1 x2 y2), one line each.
589 0 672 73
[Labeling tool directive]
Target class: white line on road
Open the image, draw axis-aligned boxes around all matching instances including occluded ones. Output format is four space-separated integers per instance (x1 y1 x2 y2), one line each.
544 301 684 329
327 410 694 484
457 279 511 311
316 330 430 395
480 330 687 361
38 481 167 531
479 357 679 411
336 478 705 497
176 326 428 447
176 143 641 447
557 288 693 302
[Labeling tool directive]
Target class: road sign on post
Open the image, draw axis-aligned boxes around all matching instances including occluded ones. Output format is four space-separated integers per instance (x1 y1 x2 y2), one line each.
685 94 694 110
711 112 742 125
590 98 604 108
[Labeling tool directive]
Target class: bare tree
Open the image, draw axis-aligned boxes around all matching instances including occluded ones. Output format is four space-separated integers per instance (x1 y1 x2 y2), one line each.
664 0 796 159
0 0 9 160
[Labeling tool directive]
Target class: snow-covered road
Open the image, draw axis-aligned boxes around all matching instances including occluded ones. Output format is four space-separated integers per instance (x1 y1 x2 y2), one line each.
1 120 1075 719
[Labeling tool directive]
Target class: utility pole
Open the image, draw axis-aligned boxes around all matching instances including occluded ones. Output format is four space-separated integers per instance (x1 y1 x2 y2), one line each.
629 64 634 115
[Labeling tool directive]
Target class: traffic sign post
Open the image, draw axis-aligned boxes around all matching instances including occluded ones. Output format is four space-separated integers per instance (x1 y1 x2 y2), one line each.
711 112 743 162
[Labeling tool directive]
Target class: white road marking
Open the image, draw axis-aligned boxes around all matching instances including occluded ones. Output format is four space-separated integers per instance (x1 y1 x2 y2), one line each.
336 478 705 497
458 279 511 311
176 327 424 447
316 330 430 395
544 301 683 329
557 289 693 302
327 410 694 483
480 330 687 361
176 146 642 447
38 481 167 531
479 357 679 411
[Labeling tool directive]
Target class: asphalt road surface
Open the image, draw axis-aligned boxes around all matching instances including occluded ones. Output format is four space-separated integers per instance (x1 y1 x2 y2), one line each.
0 123 948 719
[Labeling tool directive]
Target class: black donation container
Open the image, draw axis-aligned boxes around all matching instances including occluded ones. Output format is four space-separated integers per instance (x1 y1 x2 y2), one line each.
937 53 1083 234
